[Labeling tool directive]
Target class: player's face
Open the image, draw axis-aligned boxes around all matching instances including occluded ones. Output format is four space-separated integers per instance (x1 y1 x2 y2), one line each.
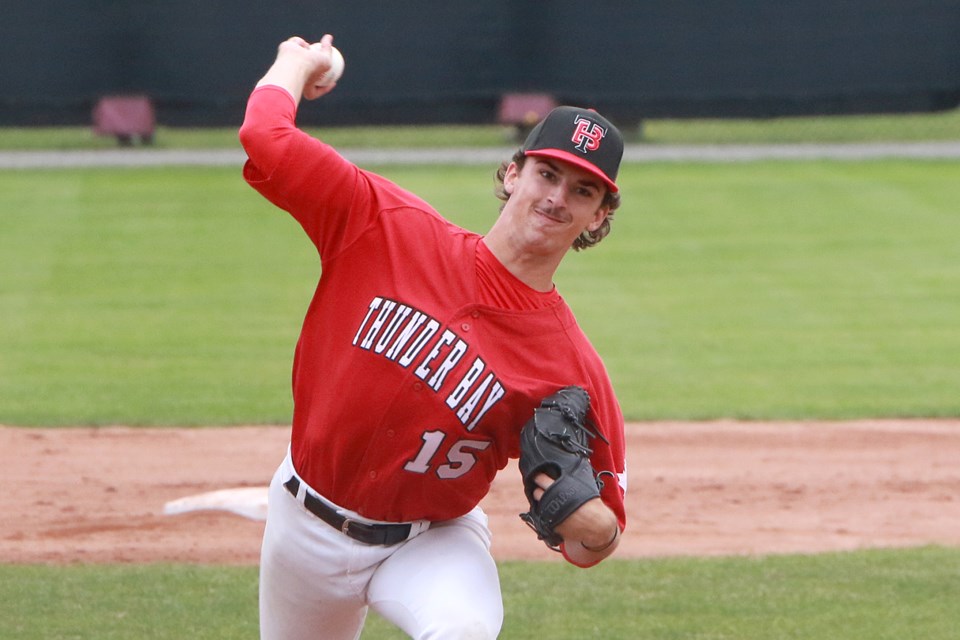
501 158 610 255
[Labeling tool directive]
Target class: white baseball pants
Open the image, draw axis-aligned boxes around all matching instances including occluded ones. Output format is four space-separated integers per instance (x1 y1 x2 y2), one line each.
259 451 504 640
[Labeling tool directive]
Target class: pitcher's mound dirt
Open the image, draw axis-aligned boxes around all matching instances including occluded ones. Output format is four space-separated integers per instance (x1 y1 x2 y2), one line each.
2 421 958 564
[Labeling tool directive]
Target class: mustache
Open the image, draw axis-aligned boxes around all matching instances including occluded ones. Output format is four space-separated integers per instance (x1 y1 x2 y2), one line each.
535 203 567 222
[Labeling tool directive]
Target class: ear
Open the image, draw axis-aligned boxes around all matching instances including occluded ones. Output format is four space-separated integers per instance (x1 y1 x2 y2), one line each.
586 205 610 233
503 162 520 195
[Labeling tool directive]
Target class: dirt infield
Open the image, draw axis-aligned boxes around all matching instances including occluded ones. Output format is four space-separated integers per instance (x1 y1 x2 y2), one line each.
2 421 958 565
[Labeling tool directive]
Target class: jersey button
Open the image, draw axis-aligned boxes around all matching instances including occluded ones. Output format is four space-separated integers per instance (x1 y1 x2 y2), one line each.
461 323 470 331
413 381 424 391
471 310 481 319
386 429 396 438
369 470 378 480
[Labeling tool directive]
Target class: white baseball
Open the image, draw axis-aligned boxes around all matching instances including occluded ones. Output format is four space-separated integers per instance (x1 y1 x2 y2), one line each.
313 45 344 87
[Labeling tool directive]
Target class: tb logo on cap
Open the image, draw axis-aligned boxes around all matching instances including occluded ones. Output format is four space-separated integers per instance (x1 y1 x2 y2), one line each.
571 116 607 153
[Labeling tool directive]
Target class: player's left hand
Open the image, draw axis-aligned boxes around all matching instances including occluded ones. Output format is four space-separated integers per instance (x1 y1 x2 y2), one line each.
532 474 620 555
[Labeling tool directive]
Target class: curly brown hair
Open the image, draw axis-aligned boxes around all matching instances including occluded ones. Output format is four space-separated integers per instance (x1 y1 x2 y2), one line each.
493 150 621 251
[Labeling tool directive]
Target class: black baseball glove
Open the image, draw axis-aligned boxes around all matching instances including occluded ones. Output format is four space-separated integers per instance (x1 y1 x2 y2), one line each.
518 386 609 551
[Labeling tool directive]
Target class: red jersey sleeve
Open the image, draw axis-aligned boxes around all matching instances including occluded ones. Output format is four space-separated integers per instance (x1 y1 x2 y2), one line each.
239 85 377 259
592 376 627 532
560 378 627 568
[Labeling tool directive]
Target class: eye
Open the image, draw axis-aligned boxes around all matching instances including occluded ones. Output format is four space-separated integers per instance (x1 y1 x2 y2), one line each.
539 169 557 181
575 186 597 198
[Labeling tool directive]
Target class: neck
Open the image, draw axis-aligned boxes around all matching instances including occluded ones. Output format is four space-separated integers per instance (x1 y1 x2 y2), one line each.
481 228 561 293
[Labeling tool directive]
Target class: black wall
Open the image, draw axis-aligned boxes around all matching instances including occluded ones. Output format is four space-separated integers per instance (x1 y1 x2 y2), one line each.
2 1 958 126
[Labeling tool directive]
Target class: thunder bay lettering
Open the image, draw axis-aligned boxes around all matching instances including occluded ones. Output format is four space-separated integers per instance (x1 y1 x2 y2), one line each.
352 296 504 429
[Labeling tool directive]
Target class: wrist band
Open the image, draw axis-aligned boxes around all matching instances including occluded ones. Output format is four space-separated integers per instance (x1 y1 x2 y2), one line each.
580 527 619 553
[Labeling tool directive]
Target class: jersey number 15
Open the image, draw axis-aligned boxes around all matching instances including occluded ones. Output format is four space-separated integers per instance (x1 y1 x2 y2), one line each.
404 431 491 479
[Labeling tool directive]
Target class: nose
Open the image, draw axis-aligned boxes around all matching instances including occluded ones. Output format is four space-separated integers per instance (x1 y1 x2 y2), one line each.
546 182 567 208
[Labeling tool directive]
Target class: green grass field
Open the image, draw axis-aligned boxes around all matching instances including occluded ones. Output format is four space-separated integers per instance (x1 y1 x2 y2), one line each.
3 548 959 639
2 159 958 424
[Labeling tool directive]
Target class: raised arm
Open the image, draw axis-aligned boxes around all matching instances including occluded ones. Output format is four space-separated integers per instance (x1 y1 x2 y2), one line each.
238 34 373 257
239 34 350 192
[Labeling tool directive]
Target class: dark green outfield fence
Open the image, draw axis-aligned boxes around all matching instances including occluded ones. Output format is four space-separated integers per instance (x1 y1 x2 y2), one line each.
2 1 959 127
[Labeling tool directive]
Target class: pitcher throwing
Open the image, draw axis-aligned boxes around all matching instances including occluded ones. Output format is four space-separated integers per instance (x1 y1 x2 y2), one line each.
239 33 628 640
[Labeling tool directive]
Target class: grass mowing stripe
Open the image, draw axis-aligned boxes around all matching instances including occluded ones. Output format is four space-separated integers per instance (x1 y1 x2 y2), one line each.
1 160 959 424
0 168 315 425
1 107 959 149
2 547 958 639
564 160 960 418
0 564 259 640
500 548 960 639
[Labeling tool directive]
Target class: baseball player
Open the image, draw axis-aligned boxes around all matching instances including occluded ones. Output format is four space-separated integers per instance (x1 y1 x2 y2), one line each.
240 34 627 640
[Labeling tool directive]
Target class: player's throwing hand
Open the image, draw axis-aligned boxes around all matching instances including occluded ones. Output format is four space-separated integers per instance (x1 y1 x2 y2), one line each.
256 34 339 102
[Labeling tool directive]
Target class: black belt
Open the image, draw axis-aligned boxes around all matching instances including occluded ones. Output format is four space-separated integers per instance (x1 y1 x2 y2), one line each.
283 476 412 546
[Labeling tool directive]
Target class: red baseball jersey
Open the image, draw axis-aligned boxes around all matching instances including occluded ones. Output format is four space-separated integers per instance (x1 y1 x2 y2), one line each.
241 86 627 537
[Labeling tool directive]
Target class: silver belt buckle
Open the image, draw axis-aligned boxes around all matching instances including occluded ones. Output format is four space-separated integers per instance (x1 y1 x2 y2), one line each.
341 518 354 535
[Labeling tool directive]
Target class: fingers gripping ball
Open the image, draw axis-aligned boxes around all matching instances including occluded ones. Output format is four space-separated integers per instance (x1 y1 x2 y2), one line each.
518 386 608 551
312 45 345 87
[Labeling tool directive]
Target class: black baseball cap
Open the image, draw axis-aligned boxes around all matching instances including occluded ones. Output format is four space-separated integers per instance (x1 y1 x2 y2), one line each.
521 106 623 193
